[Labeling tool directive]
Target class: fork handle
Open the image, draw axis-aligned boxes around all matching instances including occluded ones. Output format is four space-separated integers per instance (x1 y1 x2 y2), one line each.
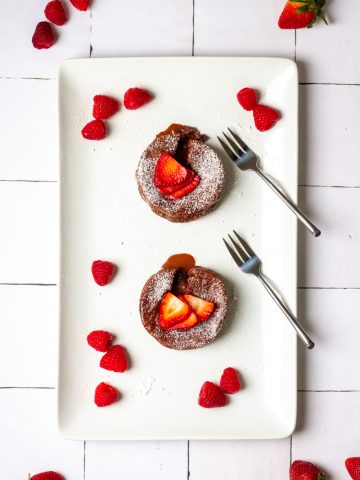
255 169 321 237
257 274 315 349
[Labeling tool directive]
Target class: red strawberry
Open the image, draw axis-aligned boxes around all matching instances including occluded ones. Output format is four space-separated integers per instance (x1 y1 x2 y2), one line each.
124 88 153 110
253 104 280 132
158 292 192 329
94 382 119 407
82 120 106 140
220 367 241 394
87 330 113 352
69 0 89 11
198 381 227 408
237 88 258 111
100 345 128 372
154 152 192 188
346 458 360 480
290 460 326 480
31 473 64 480
32 22 56 50
91 260 115 286
167 174 200 199
182 294 215 320
93 95 119 120
168 312 199 330
278 0 327 29
44 0 67 26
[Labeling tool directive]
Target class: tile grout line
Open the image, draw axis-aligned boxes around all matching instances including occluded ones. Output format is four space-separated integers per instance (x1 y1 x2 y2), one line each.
0 386 55 390
298 287 360 290
83 441 86 480
0 283 57 286
187 440 190 480
298 389 360 393
294 30 296 63
192 0 195 56
89 7 93 58
0 179 57 183
290 435 293 465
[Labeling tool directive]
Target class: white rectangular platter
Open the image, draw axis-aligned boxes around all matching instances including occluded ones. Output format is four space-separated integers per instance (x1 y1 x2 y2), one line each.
58 57 298 440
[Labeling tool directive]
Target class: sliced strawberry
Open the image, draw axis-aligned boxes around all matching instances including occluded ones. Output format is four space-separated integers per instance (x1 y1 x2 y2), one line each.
93 95 119 120
168 312 199 330
158 171 197 195
158 292 192 329
182 294 215 320
198 381 228 408
167 174 200 199
154 152 192 188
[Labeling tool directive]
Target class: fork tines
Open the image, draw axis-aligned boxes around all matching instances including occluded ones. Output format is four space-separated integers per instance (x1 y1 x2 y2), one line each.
217 128 250 161
222 230 255 268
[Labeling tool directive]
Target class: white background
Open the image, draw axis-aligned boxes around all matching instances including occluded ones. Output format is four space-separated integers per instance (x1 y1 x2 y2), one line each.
0 0 359 478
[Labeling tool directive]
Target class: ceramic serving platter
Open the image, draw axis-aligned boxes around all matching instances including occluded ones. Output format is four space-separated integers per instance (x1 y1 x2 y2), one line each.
58 57 298 440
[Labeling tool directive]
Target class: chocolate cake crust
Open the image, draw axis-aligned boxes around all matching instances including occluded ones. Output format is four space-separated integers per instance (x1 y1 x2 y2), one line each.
135 124 225 223
139 266 228 350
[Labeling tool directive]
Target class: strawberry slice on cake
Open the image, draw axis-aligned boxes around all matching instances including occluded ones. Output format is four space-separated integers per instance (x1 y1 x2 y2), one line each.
154 152 200 199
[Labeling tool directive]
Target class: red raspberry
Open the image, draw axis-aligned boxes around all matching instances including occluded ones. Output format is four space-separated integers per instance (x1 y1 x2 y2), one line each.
94 382 119 407
44 0 67 26
81 120 106 140
87 330 113 352
32 22 56 50
220 367 241 394
198 381 227 408
93 95 119 120
124 88 153 110
237 88 258 111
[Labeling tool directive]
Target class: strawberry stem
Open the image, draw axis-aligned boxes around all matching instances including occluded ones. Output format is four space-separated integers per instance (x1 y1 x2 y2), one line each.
292 0 328 27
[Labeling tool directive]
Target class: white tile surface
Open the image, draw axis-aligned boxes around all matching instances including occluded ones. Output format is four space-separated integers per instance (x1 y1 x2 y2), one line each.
0 0 90 78
293 392 360 479
0 79 57 180
0 389 83 478
190 439 290 479
296 0 360 83
0 285 57 387
298 289 360 391
0 182 58 284
298 187 360 288
194 0 294 58
299 85 360 187
91 0 193 57
86 441 187 480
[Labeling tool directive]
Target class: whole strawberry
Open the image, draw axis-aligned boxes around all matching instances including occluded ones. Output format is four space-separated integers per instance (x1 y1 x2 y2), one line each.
87 330 113 352
93 95 119 120
290 460 326 480
237 88 258 111
253 104 280 132
32 22 56 50
94 382 119 407
124 88 153 110
69 0 89 11
91 260 115 286
345 457 360 480
82 120 106 140
220 367 241 394
30 472 64 480
278 0 327 29
198 381 227 408
100 345 128 372
44 0 67 26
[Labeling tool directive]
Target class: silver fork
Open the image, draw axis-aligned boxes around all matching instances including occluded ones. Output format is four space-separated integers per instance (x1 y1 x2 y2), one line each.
218 128 321 237
223 230 315 349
